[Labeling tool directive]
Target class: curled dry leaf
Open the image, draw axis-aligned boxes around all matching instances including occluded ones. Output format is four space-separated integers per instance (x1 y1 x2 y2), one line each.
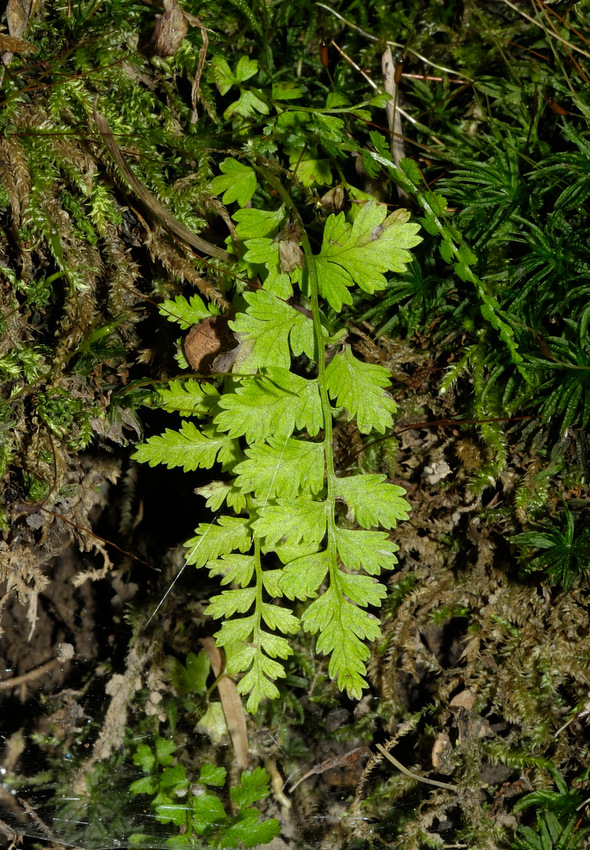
319 186 345 213
2 0 36 67
276 220 304 274
152 0 188 58
288 746 371 792
450 688 475 711
0 33 36 54
431 731 454 774
279 240 304 274
93 107 230 264
184 316 239 374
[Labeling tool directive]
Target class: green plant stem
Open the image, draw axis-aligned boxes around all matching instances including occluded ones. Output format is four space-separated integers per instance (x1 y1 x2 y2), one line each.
255 163 340 619
252 526 264 645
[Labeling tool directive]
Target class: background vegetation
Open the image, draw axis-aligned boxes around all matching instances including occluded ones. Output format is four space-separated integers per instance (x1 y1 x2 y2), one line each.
0 0 589 848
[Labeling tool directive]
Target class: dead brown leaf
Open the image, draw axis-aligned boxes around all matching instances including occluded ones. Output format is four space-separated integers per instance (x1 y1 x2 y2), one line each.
200 637 249 771
184 316 239 374
152 0 188 58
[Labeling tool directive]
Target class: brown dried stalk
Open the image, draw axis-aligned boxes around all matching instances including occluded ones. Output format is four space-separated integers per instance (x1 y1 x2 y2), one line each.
93 104 231 263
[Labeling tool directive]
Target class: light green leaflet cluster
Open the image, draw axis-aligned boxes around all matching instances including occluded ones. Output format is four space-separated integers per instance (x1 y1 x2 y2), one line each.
133 160 422 712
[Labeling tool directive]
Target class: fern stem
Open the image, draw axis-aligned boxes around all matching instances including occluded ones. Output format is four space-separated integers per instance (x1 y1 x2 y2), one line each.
252 532 264 641
255 163 341 603
303 245 339 595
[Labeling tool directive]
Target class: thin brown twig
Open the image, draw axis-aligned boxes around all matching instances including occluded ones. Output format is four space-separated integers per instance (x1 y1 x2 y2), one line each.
497 0 590 60
0 659 60 690
375 743 457 792
330 40 378 90
347 414 537 464
402 72 467 84
329 40 418 127
13 503 158 571
316 2 470 79
93 104 231 265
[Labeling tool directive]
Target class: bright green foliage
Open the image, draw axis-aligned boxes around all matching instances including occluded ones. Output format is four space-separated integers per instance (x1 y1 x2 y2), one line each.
130 739 280 849
215 368 323 442
234 439 324 500
134 164 421 711
159 295 220 330
7 2 590 849
325 347 397 434
362 69 590 481
169 650 211 697
512 812 581 850
210 158 258 206
315 205 420 310
210 57 269 120
334 474 410 529
367 134 526 376
155 381 221 418
230 290 314 369
132 422 237 471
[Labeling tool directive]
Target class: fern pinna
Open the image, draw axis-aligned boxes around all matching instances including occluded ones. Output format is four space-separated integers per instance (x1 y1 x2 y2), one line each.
134 161 422 712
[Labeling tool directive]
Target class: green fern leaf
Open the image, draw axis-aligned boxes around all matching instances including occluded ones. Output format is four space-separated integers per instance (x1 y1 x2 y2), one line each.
252 631 294 661
207 554 255 587
303 588 380 698
254 498 327 548
230 290 314 369
324 346 397 433
334 474 410 529
225 634 293 672
279 551 329 600
195 480 247 513
260 603 300 633
334 528 399 574
207 588 257 618
215 615 257 644
134 152 421 712
233 438 324 499
315 202 422 311
215 369 322 441
224 626 296 712
235 654 283 712
338 573 387 607
159 295 218 330
131 422 237 471
185 517 252 568
157 381 220 417
260 569 283 596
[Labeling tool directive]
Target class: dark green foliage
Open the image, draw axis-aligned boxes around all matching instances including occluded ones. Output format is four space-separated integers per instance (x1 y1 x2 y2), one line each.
358 9 590 453
511 507 590 590
512 770 589 850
